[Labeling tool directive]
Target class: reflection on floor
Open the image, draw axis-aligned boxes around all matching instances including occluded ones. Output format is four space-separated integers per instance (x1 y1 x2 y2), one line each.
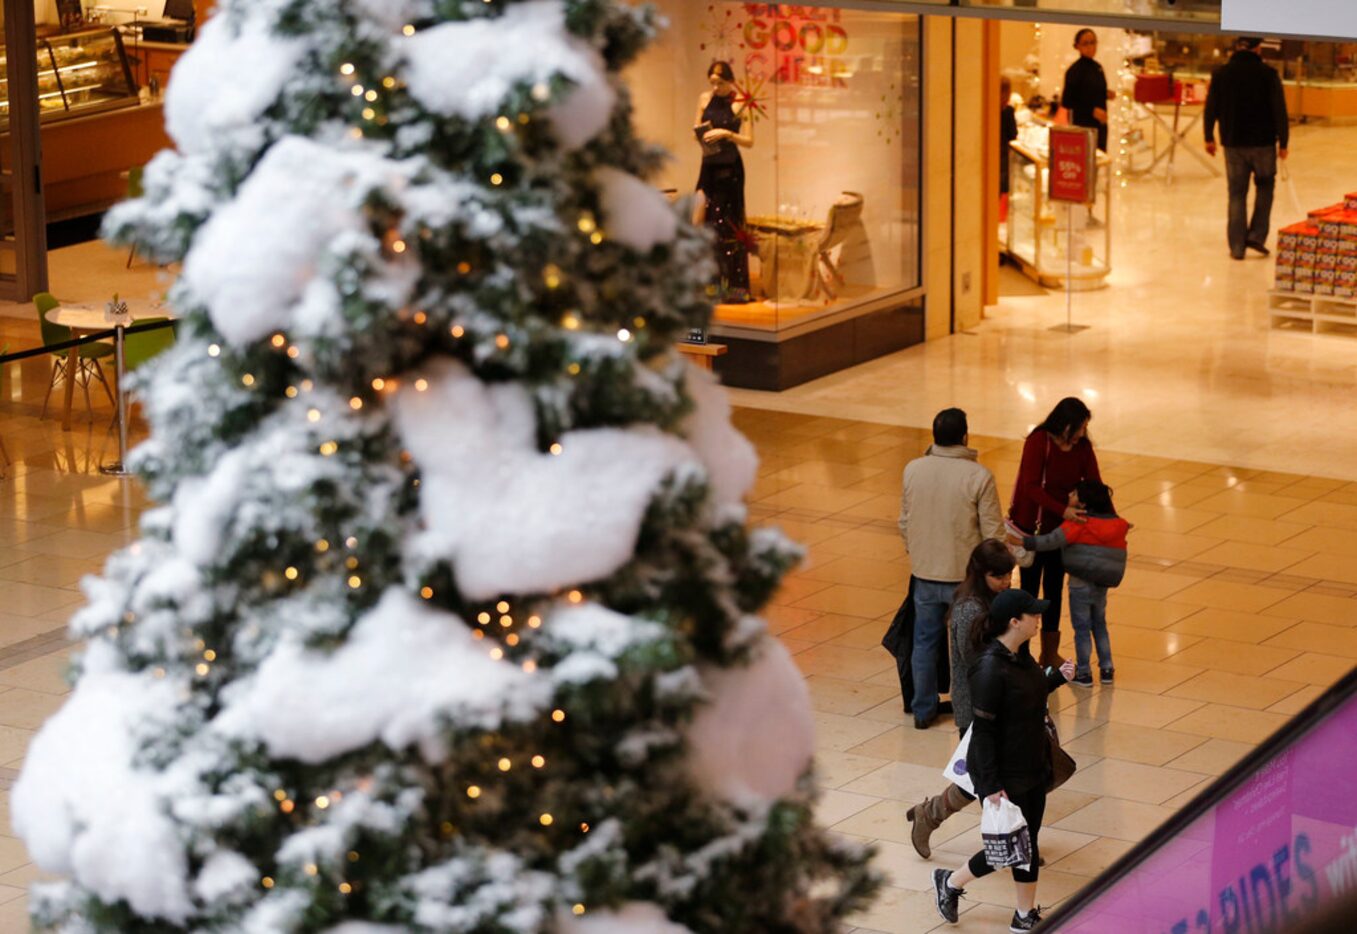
728 121 1357 479
1 373 1353 928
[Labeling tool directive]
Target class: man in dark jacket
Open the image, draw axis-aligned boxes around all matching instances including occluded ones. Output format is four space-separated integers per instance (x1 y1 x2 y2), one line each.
1204 37 1289 260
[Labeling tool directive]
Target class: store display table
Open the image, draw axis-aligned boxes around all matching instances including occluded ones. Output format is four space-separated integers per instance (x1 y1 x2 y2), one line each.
45 301 172 431
1269 290 1357 336
746 215 824 302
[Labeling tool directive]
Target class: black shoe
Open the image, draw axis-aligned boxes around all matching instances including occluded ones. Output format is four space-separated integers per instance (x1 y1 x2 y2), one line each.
1245 240 1270 256
1230 252 1246 260
914 713 937 730
1071 671 1094 687
1100 668 1115 684
1010 906 1044 932
933 868 963 923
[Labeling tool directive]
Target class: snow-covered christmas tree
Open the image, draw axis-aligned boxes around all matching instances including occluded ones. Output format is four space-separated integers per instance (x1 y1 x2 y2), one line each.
13 1 878 930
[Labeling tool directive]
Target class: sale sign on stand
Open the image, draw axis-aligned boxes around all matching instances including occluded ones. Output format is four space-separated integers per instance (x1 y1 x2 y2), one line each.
1048 126 1097 204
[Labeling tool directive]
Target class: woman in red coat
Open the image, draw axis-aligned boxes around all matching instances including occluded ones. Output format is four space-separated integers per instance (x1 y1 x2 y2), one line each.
1008 398 1101 668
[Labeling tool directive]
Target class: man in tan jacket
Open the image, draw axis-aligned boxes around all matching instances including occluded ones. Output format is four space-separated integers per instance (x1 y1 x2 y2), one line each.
898 408 1005 728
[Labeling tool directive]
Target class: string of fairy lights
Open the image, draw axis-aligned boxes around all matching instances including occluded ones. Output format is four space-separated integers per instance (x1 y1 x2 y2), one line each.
154 6 678 917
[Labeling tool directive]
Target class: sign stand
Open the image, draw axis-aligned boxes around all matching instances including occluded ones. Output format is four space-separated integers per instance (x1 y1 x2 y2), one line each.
1048 125 1097 334
99 298 133 478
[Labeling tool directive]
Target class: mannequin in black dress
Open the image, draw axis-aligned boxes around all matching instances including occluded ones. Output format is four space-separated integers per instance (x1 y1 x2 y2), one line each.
694 61 754 302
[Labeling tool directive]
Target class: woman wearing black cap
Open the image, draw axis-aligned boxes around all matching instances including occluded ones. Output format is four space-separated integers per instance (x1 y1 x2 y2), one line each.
932 589 1074 934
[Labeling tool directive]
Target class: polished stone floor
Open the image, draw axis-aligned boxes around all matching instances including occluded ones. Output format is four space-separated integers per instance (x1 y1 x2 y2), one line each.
1 356 1355 928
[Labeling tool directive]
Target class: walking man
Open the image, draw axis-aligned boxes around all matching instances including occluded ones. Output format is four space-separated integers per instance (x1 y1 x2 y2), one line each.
1204 36 1289 260
898 408 1006 730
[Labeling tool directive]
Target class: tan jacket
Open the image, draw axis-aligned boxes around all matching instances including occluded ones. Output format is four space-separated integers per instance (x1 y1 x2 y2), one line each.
898 445 1005 583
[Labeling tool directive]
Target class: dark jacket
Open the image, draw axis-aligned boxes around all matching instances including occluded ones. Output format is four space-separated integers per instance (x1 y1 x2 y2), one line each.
1000 105 1018 194
1008 431 1102 536
1204 50 1289 150
968 641 1066 799
1061 56 1109 151
1023 511 1128 588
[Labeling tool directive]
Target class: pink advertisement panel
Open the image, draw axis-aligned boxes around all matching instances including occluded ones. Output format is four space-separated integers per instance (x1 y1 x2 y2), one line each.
1057 688 1357 933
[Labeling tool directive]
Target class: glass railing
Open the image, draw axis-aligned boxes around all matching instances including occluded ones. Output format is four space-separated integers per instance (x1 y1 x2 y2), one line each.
1043 665 1357 933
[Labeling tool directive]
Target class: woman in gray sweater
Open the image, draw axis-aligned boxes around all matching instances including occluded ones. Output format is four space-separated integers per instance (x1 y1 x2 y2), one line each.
906 539 1016 858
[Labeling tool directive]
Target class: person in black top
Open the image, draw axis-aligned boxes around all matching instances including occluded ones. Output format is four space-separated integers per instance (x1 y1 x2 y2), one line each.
1060 29 1112 152
999 76 1019 197
694 61 754 302
931 589 1074 934
1204 37 1290 260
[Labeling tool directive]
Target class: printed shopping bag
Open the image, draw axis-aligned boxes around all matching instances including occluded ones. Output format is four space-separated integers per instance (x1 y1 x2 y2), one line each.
980 797 1032 871
941 726 975 796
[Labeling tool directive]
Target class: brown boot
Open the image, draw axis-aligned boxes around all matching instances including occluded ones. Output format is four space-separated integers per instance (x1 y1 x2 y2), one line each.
1039 631 1066 669
906 783 972 859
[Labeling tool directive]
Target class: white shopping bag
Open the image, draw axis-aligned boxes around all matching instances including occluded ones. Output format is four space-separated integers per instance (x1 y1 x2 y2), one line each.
941 726 975 795
980 796 1032 871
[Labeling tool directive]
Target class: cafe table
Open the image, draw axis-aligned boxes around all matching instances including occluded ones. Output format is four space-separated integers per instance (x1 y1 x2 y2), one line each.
44 301 172 432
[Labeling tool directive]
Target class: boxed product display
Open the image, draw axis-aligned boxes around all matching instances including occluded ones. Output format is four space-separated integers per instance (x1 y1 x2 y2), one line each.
1276 202 1357 297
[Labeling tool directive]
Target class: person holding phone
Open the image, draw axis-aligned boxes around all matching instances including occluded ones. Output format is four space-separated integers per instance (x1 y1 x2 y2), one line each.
932 589 1074 934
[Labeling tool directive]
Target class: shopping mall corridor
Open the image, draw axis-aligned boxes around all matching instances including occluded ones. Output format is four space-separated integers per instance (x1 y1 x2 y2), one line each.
0 338 1355 928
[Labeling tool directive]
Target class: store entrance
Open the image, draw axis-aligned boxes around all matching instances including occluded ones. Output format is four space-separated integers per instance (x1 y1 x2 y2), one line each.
992 21 1357 332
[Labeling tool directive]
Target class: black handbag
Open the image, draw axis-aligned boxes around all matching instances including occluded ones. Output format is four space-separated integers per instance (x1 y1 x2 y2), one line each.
1045 714 1077 791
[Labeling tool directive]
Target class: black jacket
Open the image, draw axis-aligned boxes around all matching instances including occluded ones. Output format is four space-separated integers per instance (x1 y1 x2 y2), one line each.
967 640 1066 799
1204 50 1289 149
1061 56 1109 151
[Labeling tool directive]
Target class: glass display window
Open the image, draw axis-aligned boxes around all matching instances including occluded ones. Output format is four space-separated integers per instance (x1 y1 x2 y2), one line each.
0 27 139 132
628 2 922 334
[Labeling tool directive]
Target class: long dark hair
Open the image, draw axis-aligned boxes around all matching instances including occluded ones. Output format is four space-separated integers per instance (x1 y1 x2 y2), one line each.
951 540 1017 656
708 61 735 82
1036 396 1092 445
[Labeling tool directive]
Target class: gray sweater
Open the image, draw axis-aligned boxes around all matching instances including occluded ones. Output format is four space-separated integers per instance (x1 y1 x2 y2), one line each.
948 595 987 733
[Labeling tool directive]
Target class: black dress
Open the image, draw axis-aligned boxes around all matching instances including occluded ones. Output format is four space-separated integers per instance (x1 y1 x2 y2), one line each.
1061 56 1109 152
696 92 751 300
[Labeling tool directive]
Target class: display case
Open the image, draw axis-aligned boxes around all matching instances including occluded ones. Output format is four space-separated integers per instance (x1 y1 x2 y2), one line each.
0 28 138 132
1006 128 1112 290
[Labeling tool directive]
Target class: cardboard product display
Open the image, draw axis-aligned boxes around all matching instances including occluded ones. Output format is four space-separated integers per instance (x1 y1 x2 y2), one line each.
1274 203 1357 297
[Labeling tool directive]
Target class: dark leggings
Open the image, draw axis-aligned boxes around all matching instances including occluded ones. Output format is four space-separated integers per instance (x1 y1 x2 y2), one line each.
1020 548 1065 634
966 785 1047 884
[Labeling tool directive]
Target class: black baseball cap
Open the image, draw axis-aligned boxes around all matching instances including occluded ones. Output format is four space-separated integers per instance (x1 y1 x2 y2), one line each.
989 589 1049 626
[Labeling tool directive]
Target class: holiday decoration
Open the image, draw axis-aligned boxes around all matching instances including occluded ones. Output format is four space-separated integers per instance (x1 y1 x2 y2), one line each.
13 1 878 931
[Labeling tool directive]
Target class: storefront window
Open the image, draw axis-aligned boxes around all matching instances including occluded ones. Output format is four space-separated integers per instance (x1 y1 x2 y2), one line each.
629 3 922 334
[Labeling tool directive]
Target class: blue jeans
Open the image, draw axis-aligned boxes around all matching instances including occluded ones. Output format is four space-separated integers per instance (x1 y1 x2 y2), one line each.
1224 145 1277 258
911 577 956 721
1068 579 1112 676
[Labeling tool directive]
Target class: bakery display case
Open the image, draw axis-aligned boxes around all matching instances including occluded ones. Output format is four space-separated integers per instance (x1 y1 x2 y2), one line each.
1006 126 1112 290
0 28 138 132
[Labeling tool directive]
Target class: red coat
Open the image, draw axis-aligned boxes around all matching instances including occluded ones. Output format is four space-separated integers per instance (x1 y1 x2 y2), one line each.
1008 430 1102 534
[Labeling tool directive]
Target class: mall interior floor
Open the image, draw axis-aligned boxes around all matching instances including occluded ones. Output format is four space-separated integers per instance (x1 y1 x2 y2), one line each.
0 356 1355 927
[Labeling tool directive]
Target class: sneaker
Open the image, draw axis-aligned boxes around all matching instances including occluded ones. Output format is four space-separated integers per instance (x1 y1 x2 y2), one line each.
1071 671 1094 687
1100 668 1115 684
932 868 963 923
1010 906 1044 932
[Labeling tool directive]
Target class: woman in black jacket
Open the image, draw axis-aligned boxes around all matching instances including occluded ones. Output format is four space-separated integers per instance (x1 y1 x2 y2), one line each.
1061 29 1112 151
931 589 1074 934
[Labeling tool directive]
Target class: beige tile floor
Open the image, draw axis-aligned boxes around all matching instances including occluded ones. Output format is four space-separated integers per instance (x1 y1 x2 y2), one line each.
2 329 1357 929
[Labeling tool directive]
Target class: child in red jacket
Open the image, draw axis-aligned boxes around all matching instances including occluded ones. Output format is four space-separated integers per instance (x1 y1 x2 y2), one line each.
1019 480 1127 686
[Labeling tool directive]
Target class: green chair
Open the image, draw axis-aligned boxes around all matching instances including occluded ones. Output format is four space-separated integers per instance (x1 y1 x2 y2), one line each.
35 291 115 419
122 317 177 371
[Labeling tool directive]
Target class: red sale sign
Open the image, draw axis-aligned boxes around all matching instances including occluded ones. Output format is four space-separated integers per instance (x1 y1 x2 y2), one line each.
1048 126 1097 204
